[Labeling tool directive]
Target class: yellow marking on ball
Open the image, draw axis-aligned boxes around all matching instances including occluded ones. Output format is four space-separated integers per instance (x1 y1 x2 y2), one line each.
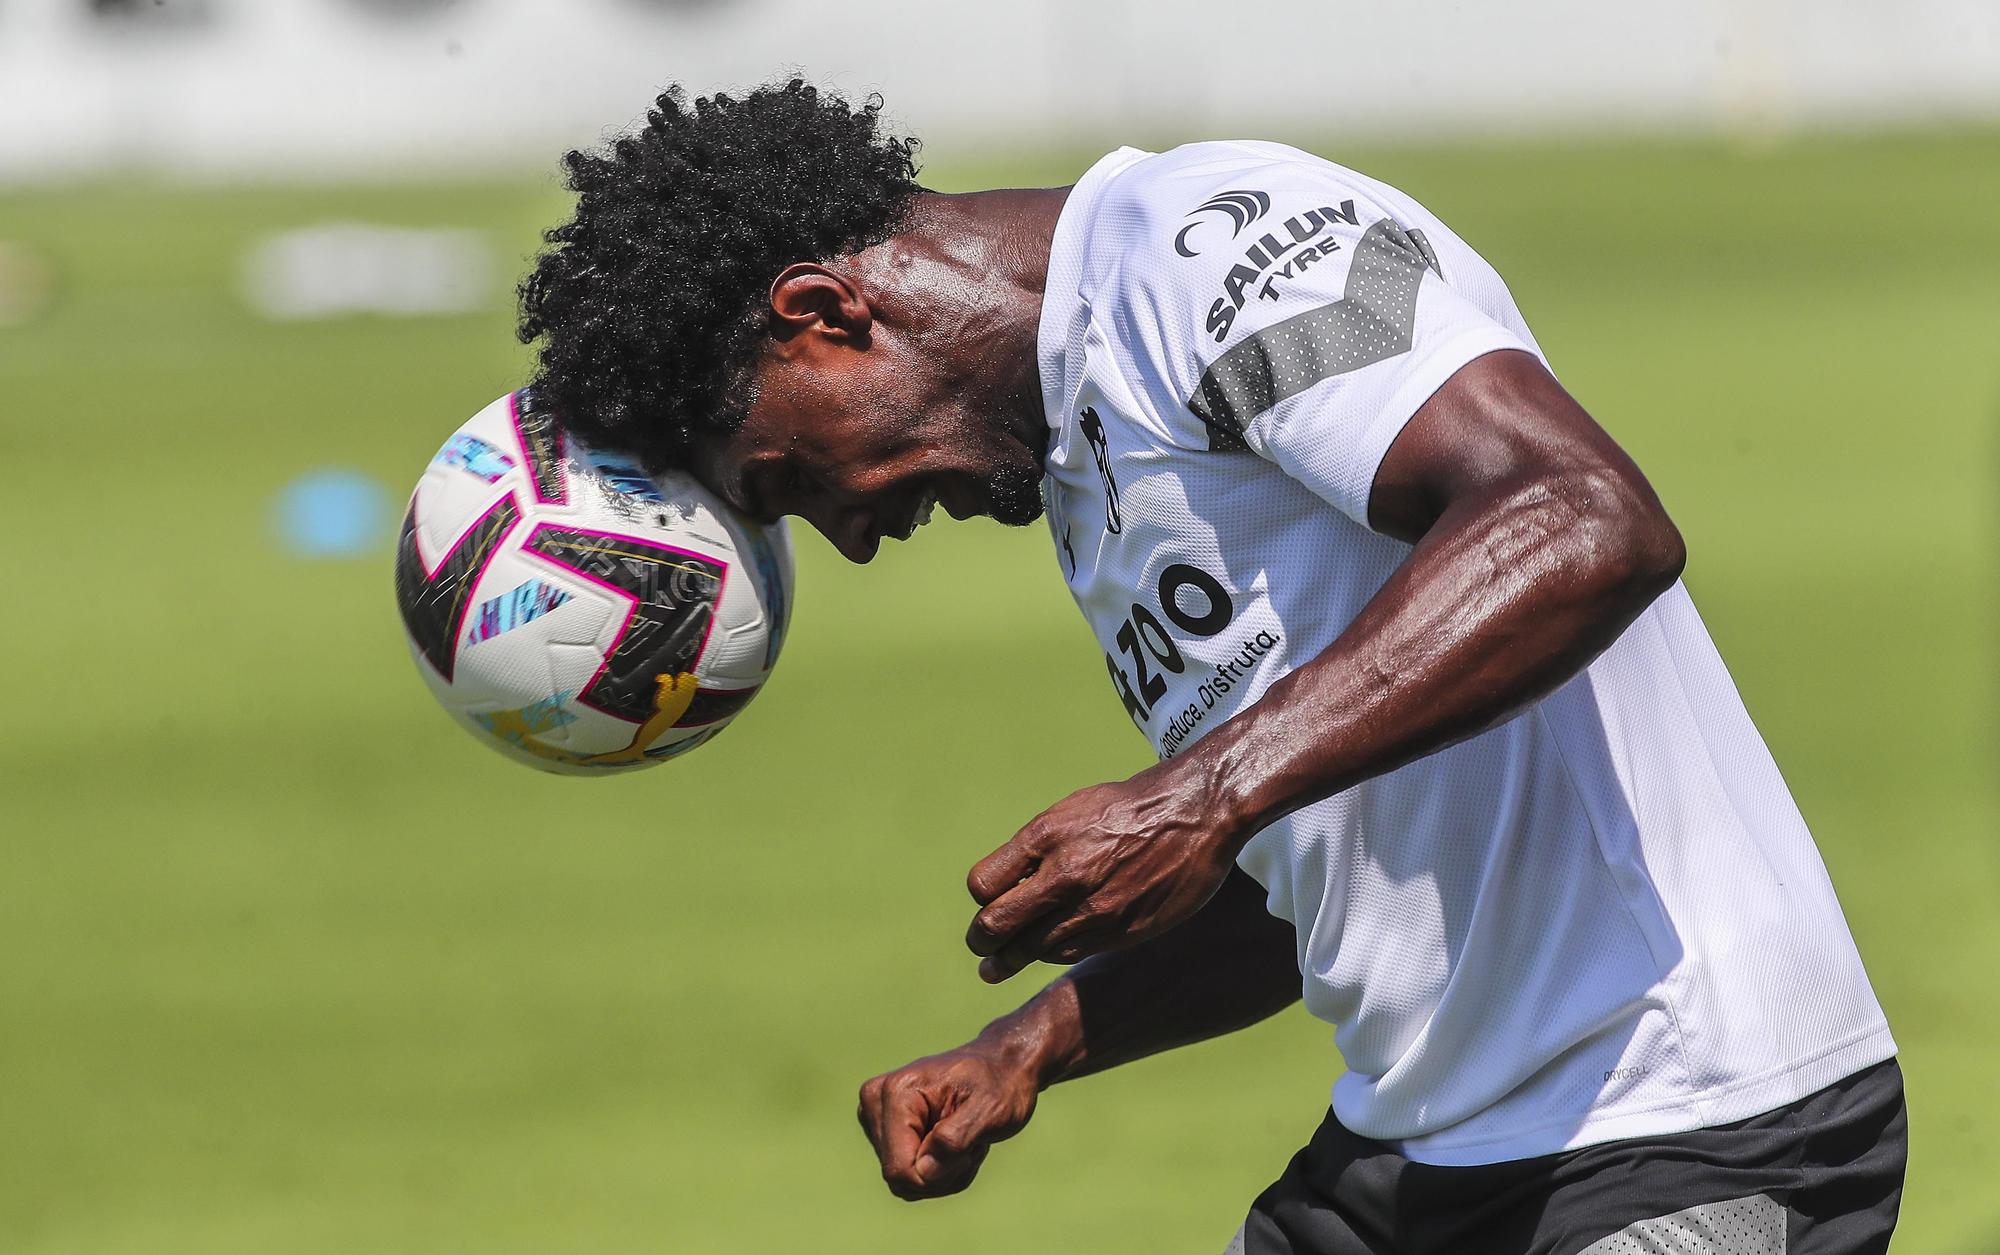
583 672 699 765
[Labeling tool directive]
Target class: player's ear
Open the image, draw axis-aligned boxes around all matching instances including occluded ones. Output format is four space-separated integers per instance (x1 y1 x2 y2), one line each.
768 263 872 343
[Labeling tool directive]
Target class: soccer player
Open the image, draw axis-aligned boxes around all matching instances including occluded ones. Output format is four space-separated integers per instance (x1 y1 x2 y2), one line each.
517 81 1905 1253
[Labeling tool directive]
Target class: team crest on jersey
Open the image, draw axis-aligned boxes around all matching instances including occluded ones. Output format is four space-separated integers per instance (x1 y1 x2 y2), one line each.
1077 406 1122 535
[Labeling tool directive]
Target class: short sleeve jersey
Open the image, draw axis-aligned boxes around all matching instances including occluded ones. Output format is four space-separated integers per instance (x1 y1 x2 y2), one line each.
1036 142 1894 1166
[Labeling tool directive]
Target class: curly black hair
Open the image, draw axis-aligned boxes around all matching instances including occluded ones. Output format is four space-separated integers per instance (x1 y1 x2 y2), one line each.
517 79 923 468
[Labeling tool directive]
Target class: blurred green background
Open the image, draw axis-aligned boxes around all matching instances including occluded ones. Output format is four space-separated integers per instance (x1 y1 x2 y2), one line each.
4 129 1997 1253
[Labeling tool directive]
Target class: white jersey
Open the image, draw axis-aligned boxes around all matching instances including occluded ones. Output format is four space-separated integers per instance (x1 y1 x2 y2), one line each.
1037 142 1893 1166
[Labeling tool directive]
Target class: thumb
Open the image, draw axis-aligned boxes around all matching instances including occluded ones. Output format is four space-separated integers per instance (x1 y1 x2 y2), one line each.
913 1090 1026 1179
912 1103 996 1191
917 1101 984 1160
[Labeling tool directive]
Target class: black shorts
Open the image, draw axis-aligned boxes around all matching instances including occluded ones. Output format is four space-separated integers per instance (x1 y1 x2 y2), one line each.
1229 1059 1906 1255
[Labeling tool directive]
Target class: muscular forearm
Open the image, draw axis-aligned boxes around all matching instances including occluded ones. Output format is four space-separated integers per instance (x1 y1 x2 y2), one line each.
971 869 1299 1087
961 353 1685 986
1188 458 1684 847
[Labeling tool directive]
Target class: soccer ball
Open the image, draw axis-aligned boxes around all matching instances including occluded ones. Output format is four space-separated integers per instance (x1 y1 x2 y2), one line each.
394 389 793 775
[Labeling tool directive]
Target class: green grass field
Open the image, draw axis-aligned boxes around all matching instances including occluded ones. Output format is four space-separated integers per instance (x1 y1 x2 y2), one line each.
4 128 1997 1253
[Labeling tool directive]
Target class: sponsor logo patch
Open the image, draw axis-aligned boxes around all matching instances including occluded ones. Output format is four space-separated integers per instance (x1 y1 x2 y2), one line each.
1189 217 1443 450
1174 189 1271 258
1202 199 1360 342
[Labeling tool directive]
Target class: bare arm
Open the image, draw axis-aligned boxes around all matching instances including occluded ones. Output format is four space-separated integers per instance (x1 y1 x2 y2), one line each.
857 868 1297 1200
964 350 1686 980
1198 348 1687 843
1005 867 1300 1083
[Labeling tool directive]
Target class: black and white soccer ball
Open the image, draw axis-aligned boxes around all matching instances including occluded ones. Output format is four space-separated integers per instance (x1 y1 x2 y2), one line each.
394 389 793 774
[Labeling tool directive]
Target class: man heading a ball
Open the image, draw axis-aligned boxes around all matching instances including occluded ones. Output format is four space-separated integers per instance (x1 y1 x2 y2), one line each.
517 80 1904 1254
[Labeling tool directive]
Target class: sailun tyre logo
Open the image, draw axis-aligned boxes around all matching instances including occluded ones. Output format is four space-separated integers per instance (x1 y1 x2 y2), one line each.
1175 189 1272 258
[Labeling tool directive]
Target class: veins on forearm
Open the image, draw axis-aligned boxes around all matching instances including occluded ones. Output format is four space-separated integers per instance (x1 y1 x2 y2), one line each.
1197 467 1679 842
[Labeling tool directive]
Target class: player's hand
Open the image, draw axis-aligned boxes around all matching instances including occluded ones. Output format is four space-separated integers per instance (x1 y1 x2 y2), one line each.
856 1042 1040 1201
965 765 1237 982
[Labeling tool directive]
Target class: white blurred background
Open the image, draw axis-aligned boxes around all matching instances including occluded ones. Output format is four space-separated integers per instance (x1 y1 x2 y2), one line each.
2 0 1997 181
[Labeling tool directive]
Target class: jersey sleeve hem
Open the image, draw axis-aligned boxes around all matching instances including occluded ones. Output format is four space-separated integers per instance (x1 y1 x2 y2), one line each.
1273 324 1537 526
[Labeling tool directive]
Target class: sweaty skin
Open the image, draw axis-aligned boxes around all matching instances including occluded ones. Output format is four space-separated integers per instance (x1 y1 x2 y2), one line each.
694 190 1067 563
961 349 1685 982
688 188 1685 1200
858 866 1300 1200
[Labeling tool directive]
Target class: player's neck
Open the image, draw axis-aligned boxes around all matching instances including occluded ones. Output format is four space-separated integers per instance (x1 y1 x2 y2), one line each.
889 187 1070 460
904 187 1065 288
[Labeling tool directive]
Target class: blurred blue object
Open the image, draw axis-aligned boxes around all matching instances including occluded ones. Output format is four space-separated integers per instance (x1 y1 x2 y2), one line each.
274 468 392 558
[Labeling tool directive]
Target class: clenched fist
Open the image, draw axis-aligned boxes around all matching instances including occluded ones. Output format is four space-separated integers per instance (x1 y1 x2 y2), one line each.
856 1040 1042 1201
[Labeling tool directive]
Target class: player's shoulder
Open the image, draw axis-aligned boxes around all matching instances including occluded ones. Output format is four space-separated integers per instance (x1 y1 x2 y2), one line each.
1067 142 1408 439
1080 140 1409 333
1090 139 1365 204
1082 141 1371 258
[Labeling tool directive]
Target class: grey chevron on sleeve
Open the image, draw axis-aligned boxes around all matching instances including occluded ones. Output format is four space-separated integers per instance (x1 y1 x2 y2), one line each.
1187 218 1441 452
